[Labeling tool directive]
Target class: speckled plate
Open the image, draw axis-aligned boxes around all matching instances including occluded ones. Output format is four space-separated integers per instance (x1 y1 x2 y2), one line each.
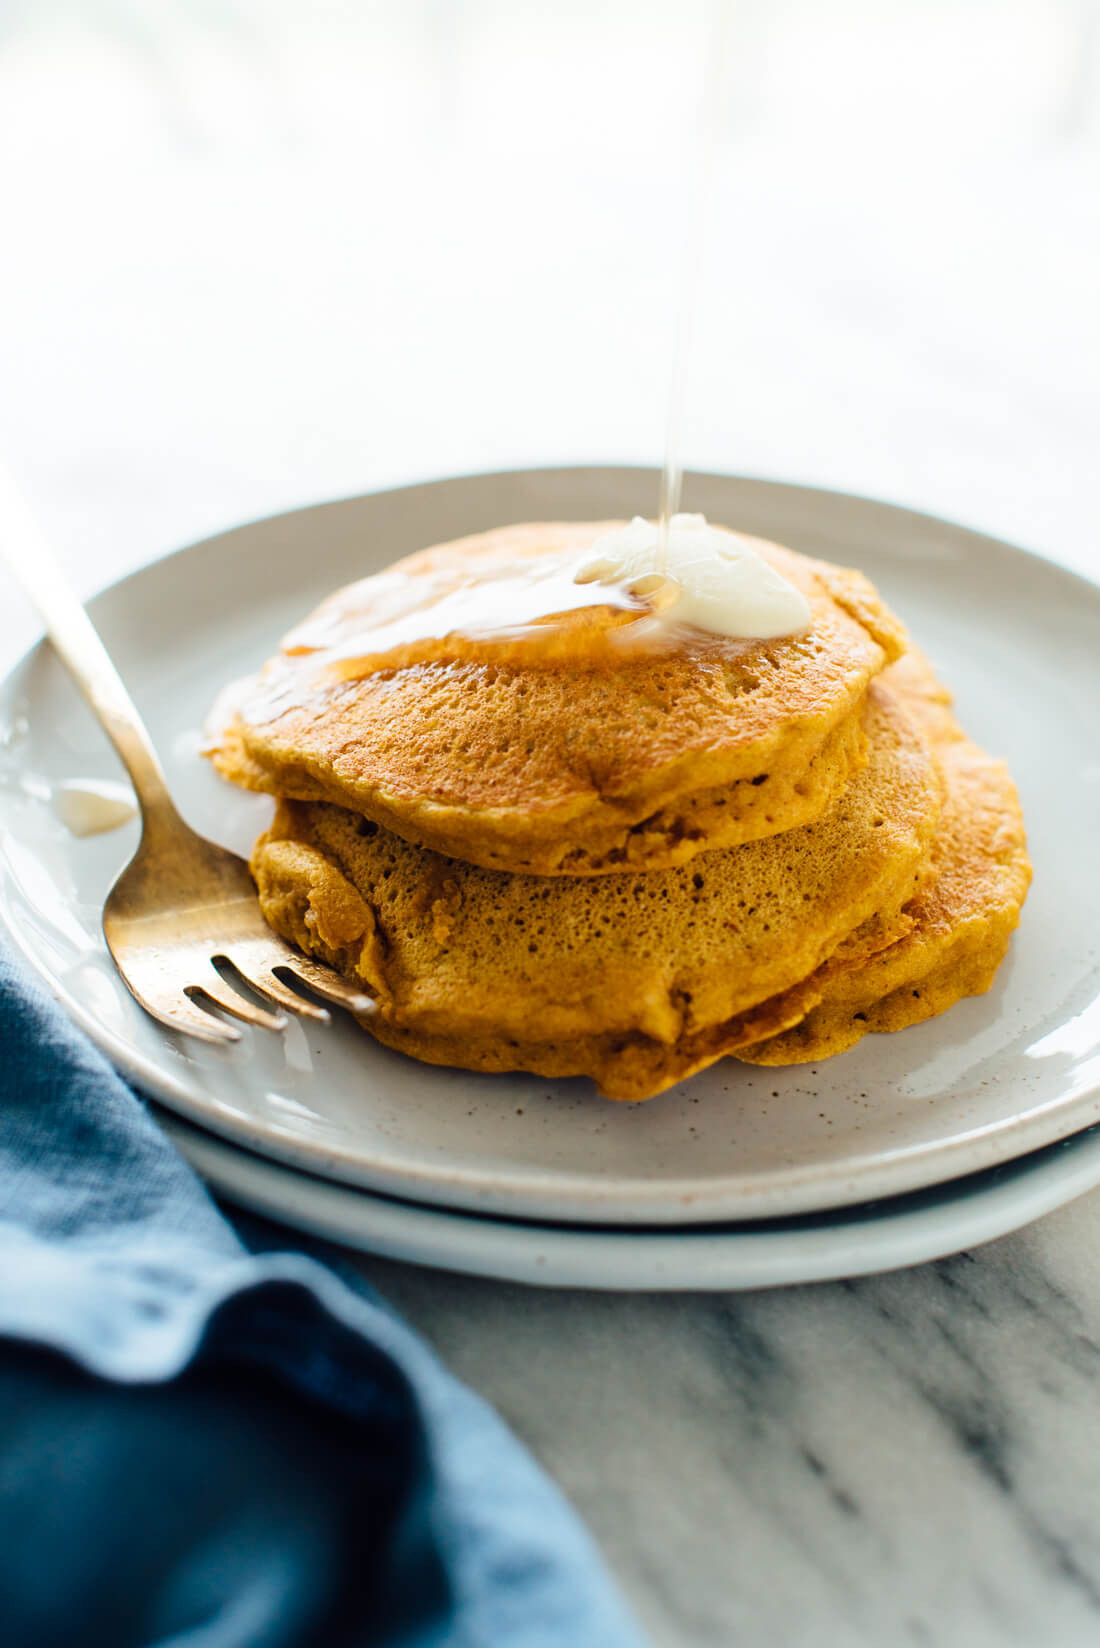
0 469 1097 1227
159 1109 1100 1291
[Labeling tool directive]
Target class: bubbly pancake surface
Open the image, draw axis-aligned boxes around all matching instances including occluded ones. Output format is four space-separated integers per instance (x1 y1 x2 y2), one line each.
213 521 906 874
736 652 1032 1067
250 679 941 1099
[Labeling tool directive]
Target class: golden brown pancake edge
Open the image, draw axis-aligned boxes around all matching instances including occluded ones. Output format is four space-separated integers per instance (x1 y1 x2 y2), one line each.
213 521 908 875
248 677 942 1097
735 653 1032 1067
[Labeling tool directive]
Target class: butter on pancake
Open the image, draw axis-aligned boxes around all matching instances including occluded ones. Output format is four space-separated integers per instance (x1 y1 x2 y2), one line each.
736 653 1031 1067
211 520 906 875
249 680 941 1100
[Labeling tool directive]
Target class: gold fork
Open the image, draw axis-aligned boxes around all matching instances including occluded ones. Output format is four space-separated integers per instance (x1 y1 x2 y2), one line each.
0 472 372 1044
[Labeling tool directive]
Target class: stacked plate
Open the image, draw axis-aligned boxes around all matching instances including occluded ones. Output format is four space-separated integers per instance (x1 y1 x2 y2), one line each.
2 470 1099 1289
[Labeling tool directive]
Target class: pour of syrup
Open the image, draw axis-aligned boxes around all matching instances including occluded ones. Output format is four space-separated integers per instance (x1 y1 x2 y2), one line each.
210 15 762 742
656 1 729 571
223 524 697 731
209 511 813 743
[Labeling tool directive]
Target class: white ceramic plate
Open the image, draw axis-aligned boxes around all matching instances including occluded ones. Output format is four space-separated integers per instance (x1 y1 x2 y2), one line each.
159 1108 1100 1291
1 469 1098 1226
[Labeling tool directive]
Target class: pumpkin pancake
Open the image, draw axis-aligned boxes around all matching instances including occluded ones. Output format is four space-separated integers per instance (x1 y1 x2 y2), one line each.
736 652 1031 1067
248 678 941 1099
212 521 905 875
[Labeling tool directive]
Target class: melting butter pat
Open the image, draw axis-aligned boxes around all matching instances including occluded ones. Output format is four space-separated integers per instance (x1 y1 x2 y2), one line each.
575 514 812 640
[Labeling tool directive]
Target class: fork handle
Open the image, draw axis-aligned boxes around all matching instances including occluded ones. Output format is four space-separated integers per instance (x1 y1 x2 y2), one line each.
0 466 179 820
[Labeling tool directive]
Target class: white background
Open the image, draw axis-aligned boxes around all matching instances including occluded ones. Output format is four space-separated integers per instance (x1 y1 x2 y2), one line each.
0 0 1097 648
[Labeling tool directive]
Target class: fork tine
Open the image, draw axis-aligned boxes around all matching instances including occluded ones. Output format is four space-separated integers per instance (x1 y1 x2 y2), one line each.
275 955 376 1016
131 990 243 1046
186 969 288 1033
234 964 332 1024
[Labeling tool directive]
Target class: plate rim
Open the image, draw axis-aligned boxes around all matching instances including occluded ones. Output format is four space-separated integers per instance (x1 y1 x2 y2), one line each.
158 1106 1100 1291
3 466 1098 1225
65 462 1100 624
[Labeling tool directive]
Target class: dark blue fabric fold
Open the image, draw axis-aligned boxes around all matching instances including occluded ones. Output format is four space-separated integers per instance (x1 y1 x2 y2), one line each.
0 950 643 1647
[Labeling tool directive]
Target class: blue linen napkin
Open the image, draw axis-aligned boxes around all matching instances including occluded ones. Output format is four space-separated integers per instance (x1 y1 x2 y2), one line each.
0 950 643 1648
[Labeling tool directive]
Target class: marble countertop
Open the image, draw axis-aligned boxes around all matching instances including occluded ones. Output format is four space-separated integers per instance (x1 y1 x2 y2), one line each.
363 1205 1100 1647
2 5 1100 1642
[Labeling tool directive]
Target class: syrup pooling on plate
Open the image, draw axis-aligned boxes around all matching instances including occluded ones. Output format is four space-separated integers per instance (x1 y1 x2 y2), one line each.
226 515 812 730
0 766 138 837
51 779 138 837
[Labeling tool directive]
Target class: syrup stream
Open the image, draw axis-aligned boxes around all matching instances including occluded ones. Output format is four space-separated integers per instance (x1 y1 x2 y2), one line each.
656 3 729 572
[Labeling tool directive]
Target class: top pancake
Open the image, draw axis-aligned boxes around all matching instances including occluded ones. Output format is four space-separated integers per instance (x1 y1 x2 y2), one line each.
210 520 906 875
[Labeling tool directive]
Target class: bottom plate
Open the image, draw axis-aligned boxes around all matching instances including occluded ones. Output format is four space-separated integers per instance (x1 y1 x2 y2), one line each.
161 1110 1100 1292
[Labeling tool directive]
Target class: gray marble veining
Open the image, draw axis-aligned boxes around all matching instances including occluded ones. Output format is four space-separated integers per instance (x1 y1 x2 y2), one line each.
361 1193 1100 1646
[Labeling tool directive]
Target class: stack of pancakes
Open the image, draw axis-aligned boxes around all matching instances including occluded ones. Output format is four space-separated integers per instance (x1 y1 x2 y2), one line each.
209 522 1031 1101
